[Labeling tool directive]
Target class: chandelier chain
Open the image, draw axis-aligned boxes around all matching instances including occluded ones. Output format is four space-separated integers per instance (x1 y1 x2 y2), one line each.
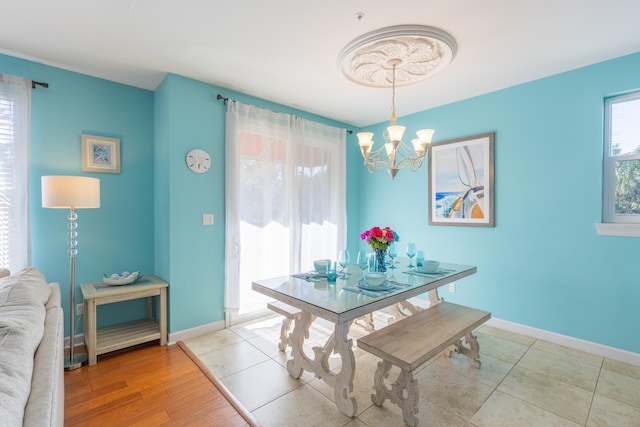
390 63 397 126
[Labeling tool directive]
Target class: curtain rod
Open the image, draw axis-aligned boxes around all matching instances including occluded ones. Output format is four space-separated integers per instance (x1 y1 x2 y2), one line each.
31 80 49 89
216 93 353 134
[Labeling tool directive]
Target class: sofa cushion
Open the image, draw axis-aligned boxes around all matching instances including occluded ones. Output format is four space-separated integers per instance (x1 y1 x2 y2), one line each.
0 267 51 305
0 273 47 426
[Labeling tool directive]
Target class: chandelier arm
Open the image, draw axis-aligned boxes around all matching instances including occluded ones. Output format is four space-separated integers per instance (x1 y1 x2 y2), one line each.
391 140 426 170
395 155 425 172
363 144 393 172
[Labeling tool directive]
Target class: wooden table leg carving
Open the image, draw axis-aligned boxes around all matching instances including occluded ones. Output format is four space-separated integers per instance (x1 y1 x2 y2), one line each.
286 311 357 417
389 289 443 324
355 313 375 331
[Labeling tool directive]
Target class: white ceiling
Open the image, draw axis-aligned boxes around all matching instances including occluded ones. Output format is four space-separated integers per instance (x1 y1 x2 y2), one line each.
2 1 639 127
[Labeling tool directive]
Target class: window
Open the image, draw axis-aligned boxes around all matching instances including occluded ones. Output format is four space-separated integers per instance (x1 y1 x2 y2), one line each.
599 92 640 236
0 75 31 271
224 100 347 324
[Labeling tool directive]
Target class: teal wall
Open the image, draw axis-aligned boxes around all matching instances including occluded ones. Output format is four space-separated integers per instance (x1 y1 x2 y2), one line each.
152 73 354 333
356 52 640 353
1 53 155 333
3 49 639 354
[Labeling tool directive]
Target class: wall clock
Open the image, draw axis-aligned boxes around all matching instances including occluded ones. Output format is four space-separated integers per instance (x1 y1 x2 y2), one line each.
186 149 211 173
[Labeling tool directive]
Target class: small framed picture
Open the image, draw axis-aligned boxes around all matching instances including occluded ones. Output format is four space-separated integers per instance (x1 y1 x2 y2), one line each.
81 134 120 173
428 132 495 227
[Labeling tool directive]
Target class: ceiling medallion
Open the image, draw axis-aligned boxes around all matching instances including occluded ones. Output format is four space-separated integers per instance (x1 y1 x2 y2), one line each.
337 25 457 88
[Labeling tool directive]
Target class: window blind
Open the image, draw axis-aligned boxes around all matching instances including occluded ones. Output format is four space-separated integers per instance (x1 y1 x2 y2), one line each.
0 74 31 271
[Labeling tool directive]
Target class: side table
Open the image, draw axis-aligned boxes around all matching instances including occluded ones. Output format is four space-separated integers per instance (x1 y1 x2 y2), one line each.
81 275 168 366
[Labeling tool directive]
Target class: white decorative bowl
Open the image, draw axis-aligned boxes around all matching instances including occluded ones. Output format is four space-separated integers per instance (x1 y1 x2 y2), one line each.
103 271 141 285
422 260 439 273
364 272 385 288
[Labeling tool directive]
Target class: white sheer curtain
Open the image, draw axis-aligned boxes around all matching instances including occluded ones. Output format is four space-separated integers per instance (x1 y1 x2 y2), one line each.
225 100 346 325
0 75 31 272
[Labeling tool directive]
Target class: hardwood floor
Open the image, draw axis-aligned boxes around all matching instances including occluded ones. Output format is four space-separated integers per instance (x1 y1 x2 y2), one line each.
64 342 255 426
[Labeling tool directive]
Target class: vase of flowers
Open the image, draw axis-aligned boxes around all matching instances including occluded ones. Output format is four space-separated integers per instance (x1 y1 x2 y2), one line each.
360 226 399 273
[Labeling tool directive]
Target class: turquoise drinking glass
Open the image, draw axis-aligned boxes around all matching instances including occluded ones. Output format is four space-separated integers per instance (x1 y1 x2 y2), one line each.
338 249 350 278
356 250 368 278
388 245 398 269
406 242 416 268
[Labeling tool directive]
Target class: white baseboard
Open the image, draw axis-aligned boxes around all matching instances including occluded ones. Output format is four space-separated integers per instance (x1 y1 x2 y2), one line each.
104 311 639 368
486 317 640 367
168 319 226 344
64 333 85 349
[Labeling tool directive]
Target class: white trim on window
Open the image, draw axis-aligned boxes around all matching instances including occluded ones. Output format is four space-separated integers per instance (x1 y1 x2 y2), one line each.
595 223 640 237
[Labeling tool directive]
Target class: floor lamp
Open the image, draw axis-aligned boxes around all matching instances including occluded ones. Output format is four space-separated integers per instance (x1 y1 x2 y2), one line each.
42 175 100 370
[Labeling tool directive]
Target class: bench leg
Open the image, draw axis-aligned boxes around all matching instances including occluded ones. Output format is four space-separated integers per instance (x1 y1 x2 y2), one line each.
278 318 293 352
447 331 482 368
398 369 420 427
371 361 420 427
371 360 392 406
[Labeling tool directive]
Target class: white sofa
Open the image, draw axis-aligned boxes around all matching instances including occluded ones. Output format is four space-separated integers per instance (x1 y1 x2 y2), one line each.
0 267 64 427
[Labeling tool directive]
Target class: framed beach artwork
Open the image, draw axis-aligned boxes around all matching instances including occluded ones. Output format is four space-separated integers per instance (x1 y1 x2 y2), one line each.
428 132 494 227
81 134 120 173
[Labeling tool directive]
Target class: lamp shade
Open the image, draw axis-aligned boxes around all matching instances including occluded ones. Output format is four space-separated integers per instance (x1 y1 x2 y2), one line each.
357 132 374 146
387 125 406 143
41 176 100 209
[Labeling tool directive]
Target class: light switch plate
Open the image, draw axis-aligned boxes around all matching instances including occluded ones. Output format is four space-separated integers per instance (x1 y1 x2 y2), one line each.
202 214 214 225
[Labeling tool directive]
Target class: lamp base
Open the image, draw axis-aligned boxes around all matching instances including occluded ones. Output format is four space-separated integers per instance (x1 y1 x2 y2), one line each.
64 352 88 371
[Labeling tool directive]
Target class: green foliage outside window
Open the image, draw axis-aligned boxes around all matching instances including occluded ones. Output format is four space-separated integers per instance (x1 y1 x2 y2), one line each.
614 145 640 214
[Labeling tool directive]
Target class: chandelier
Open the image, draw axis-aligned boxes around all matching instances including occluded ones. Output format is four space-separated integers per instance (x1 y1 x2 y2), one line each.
338 25 457 179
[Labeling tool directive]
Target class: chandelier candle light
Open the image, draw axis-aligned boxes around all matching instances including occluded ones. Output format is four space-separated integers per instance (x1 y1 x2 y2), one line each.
338 25 457 179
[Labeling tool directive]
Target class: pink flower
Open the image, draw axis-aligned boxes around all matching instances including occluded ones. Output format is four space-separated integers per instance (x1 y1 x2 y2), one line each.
370 227 383 239
360 226 400 250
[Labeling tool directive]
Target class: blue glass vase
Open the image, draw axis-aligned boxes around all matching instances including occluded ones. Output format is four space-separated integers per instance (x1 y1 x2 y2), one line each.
372 248 388 273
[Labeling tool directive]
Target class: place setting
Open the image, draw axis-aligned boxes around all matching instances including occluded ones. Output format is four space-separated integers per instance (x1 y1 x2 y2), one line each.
291 259 336 282
403 260 453 277
342 269 411 297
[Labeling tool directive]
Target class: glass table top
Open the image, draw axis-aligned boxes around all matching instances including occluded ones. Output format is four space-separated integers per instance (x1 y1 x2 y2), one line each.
252 260 477 323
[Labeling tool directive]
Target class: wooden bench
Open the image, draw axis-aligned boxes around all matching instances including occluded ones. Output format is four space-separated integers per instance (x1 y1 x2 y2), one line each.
357 301 491 427
267 301 302 351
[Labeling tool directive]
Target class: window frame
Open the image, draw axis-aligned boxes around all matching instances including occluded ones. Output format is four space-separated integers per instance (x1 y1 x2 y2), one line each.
602 91 640 226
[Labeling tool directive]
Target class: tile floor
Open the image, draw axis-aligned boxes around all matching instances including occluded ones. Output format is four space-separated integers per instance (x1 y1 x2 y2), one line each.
182 309 640 427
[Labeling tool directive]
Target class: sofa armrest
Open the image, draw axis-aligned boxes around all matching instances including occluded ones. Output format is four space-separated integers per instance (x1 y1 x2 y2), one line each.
23 283 64 427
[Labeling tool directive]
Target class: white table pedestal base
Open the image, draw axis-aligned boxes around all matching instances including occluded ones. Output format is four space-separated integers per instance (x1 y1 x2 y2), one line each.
286 311 357 417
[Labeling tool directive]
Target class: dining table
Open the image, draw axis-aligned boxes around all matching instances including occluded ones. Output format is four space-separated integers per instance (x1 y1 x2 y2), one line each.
251 258 477 417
